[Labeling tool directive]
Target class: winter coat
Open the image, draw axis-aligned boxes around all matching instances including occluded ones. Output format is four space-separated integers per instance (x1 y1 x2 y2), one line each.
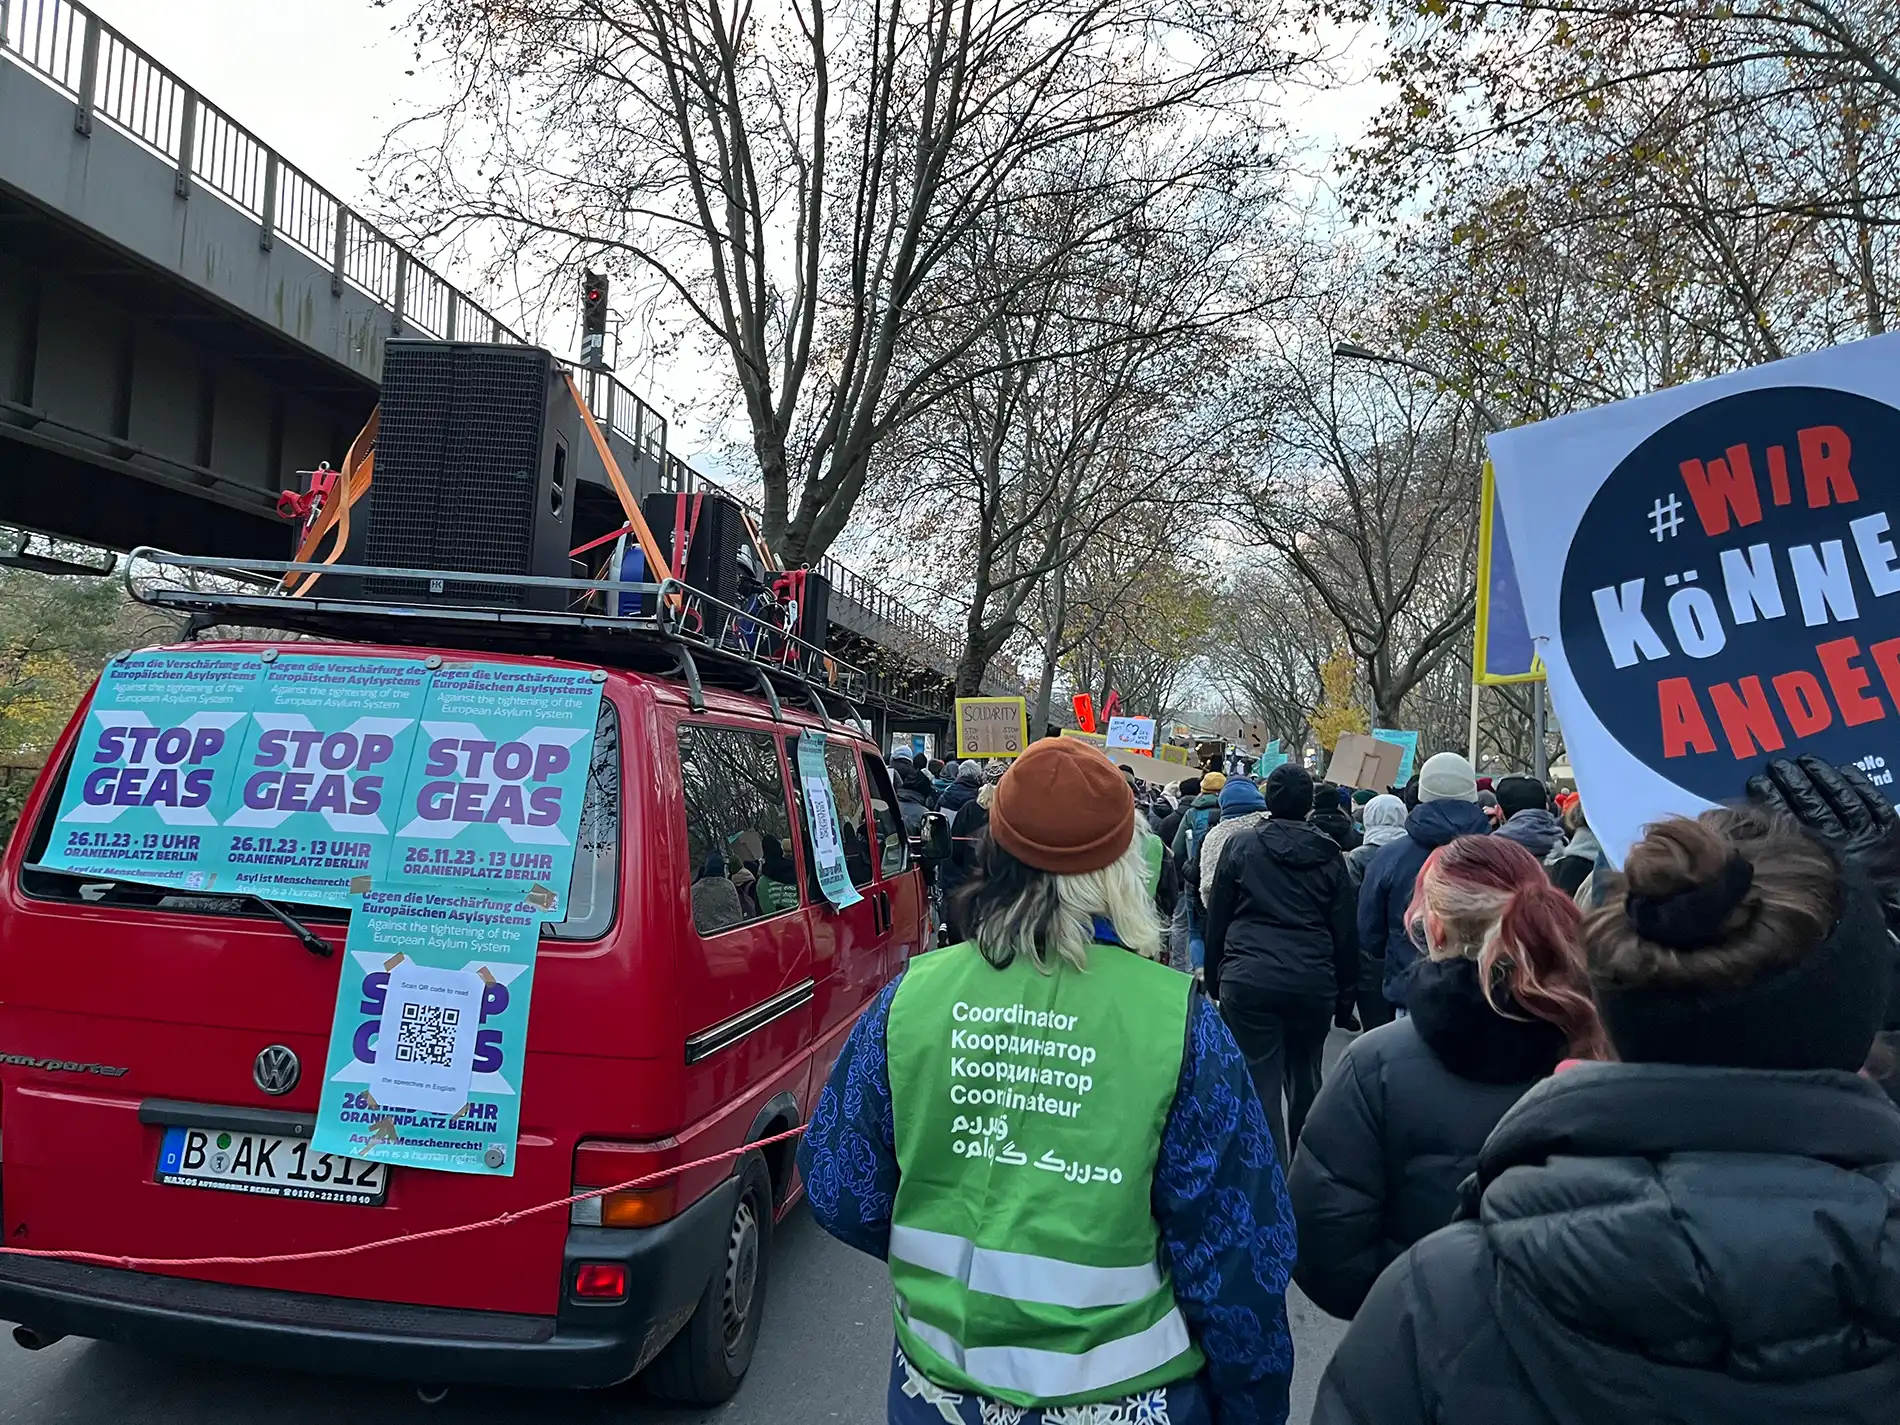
1494 806 1564 860
1313 1061 1900 1425
1170 793 1223 868
1286 955 1566 1319
894 784 931 835
1547 824 1603 899
1344 796 1408 890
1196 809 1269 898
1356 800 1492 1008
1311 805 1362 852
1204 817 1356 1004
935 778 980 823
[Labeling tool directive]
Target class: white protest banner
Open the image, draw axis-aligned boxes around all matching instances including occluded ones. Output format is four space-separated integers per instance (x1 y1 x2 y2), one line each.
1489 333 1900 863
1105 716 1156 752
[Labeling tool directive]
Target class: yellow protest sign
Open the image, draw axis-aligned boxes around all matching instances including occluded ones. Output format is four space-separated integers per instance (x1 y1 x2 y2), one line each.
955 697 1030 759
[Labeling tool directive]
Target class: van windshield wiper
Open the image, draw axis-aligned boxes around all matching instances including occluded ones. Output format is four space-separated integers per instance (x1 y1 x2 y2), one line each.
246 895 336 957
21 865 335 957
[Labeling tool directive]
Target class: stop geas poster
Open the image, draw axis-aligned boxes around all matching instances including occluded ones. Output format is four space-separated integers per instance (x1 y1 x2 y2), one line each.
1489 333 1900 862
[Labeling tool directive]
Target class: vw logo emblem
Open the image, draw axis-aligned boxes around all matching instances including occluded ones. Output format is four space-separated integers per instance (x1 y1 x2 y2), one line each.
252 1045 300 1096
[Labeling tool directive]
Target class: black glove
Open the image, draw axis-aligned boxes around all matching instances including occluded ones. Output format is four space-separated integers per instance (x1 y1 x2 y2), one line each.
1745 754 1900 929
1334 998 1361 1032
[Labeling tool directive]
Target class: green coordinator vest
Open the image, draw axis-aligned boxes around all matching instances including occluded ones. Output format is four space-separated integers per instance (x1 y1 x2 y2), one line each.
885 940 1203 1408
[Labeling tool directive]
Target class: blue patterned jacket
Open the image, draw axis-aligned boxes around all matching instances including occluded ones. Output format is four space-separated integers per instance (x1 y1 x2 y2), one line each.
796 939 1295 1425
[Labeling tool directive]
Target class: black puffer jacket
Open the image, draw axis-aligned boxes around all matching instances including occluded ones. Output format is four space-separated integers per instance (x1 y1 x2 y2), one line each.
1204 818 1355 1002
1314 1062 1900 1425
1287 956 1565 1319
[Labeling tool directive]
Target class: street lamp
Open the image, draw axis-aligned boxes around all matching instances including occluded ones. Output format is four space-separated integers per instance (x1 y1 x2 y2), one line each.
1332 341 1547 783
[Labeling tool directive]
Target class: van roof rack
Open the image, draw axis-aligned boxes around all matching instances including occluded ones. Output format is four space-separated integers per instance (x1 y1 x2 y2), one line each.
125 548 879 725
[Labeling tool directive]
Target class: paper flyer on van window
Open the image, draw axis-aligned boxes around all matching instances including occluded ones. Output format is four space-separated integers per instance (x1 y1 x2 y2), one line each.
308 889 542 1176
39 651 266 889
207 655 432 906
796 730 862 910
1487 331 1900 864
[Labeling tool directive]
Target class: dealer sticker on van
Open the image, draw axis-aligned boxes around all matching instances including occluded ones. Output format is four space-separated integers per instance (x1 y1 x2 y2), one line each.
156 1126 388 1205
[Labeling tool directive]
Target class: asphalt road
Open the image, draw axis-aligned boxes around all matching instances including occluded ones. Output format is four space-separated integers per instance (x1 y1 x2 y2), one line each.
0 1032 1355 1424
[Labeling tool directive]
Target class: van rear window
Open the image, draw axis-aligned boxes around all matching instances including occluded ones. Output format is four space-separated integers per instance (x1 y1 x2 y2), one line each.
18 702 621 941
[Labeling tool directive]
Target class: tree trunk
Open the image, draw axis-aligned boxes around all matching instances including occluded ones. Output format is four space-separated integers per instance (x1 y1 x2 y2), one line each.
1032 570 1068 730
956 617 1015 698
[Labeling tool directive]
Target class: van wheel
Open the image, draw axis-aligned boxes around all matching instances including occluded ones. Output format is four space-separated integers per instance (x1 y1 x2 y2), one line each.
644 1154 773 1405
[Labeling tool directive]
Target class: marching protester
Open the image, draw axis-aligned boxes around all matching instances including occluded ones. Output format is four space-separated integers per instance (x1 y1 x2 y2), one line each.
1288 835 1606 1319
1172 771 1225 865
935 763 987 938
1309 781 1362 851
894 768 932 836
1314 757 1900 1424
1173 771 1226 970
1343 793 1406 890
1547 797 1604 898
1205 764 1358 1169
937 759 982 822
1356 752 1491 1022
1158 776 1200 848
1194 773 1270 894
798 738 1298 1425
1491 774 1564 858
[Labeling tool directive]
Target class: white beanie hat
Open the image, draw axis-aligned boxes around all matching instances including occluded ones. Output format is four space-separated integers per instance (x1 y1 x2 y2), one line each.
1417 751 1479 804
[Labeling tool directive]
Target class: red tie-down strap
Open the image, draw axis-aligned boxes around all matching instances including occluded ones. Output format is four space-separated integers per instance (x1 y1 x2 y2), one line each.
0 1124 808 1271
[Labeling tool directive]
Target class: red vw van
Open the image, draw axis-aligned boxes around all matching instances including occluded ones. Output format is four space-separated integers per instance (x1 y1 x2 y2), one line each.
0 639 927 1401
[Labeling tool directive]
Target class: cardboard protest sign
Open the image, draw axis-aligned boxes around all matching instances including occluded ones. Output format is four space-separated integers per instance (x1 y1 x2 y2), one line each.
955 696 1028 758
1327 733 1405 791
1490 334 1900 861
1105 716 1156 752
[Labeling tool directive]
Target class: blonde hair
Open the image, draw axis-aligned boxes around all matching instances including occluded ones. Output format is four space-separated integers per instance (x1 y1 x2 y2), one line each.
966 831 1163 972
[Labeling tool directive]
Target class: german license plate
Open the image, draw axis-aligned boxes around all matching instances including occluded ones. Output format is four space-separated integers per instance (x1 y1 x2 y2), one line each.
156 1127 387 1205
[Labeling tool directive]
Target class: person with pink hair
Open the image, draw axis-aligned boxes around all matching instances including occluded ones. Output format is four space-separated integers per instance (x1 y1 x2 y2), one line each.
1287 834 1604 1319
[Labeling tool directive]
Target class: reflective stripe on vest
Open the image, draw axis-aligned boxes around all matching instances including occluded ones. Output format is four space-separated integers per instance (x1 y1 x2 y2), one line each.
889 1225 1162 1309
901 1306 1193 1401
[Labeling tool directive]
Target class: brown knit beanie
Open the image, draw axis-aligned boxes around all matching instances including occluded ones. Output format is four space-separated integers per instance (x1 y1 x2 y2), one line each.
990 739 1136 875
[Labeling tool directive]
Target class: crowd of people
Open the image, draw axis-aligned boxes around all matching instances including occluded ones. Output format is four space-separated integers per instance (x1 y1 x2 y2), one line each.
800 737 1900 1425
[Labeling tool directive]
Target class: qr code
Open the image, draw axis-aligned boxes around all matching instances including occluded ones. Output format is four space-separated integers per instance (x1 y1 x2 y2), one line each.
395 1002 460 1067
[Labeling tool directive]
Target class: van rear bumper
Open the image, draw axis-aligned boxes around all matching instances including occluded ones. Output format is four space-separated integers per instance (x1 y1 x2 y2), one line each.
0 1177 736 1390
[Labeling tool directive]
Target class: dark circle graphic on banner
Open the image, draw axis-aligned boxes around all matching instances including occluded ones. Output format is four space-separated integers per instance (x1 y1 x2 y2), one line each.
1559 386 1900 804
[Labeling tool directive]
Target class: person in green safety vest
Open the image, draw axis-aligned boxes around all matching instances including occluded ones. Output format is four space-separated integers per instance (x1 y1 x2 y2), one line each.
798 737 1298 1425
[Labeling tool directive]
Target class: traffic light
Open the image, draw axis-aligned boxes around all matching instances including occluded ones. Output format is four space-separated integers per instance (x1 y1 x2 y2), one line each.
581 270 608 368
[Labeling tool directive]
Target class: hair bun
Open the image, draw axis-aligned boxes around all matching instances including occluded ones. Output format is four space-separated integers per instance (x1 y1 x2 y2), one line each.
1625 849 1753 950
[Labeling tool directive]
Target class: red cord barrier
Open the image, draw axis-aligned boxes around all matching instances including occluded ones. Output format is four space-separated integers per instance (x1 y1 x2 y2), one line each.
0 1123 809 1272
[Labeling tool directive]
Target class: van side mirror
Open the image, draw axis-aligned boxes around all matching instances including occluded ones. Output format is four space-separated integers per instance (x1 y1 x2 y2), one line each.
915 812 952 863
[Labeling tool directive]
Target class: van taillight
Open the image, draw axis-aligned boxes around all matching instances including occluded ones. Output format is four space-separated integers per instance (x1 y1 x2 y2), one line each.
571 1140 679 1228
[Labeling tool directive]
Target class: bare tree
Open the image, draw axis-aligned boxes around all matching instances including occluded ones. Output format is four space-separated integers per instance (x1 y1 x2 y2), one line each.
383 0 1302 564
1244 307 1484 728
1202 560 1330 750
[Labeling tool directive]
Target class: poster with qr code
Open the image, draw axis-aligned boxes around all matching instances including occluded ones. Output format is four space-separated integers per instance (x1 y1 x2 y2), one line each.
364 962 484 1116
310 887 546 1175
1489 332 1900 864
308 662 604 1177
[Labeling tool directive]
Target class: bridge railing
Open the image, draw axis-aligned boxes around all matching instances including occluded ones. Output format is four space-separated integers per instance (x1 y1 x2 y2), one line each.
0 0 517 350
0 0 983 695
